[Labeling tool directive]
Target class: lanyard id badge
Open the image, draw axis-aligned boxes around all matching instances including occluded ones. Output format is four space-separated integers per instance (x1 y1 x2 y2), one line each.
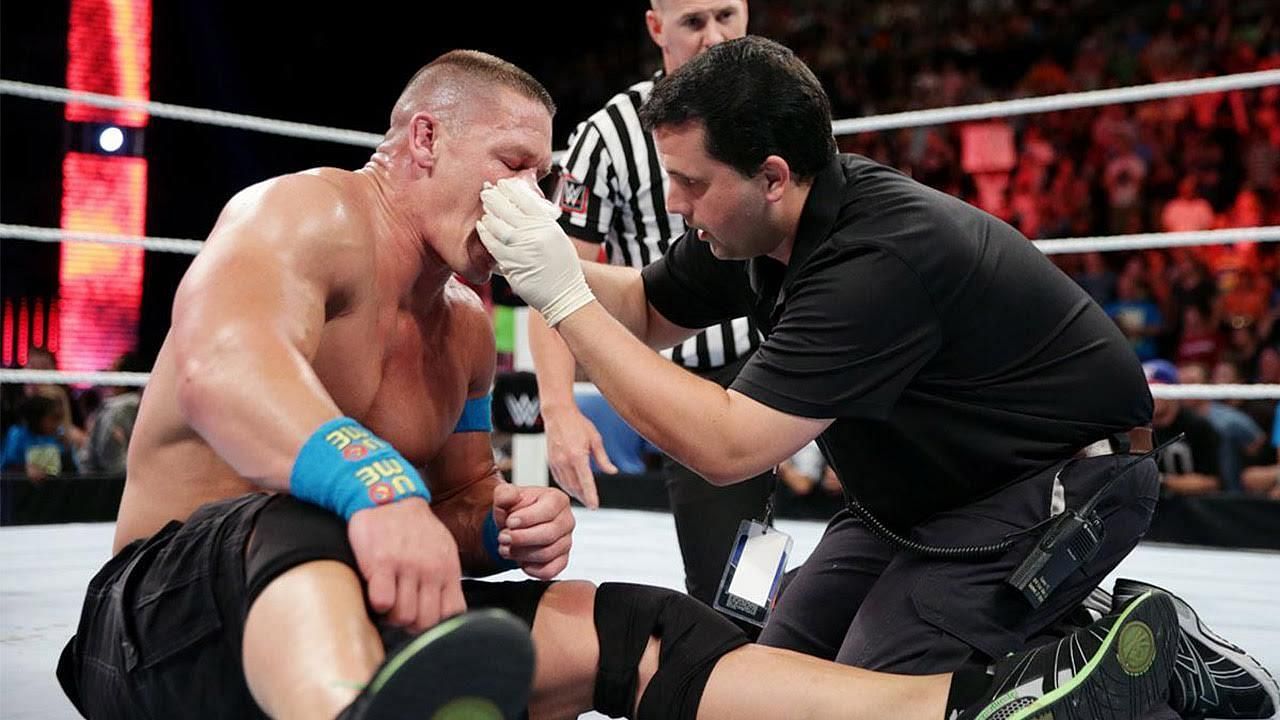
713 519 793 627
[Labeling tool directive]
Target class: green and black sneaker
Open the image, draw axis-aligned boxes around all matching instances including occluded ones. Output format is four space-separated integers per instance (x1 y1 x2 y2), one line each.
338 609 535 720
962 590 1177 720
1112 578 1278 719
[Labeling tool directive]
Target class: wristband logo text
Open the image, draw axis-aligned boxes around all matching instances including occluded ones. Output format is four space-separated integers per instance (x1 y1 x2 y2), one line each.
325 425 388 461
356 458 419 505
355 456 419 502
321 424 421 505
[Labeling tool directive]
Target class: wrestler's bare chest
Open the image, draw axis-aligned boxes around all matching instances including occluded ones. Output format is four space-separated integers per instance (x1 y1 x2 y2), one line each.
313 301 472 467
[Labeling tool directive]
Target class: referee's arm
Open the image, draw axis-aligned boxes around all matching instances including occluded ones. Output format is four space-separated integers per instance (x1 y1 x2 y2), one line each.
529 234 607 413
527 235 618 508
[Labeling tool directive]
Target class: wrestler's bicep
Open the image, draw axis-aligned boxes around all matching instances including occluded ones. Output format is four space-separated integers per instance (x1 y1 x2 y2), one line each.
173 178 354 359
424 431 501 501
423 293 502 498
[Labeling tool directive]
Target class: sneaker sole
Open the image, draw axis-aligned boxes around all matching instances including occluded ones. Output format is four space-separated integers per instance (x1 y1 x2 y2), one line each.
1116 580 1279 719
1005 591 1178 720
362 609 535 720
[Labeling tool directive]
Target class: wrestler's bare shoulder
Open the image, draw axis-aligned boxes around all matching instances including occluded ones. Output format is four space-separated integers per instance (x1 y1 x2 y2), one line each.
204 168 375 258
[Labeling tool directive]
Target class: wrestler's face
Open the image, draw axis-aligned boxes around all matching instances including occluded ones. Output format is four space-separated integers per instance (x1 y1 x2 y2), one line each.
435 91 553 283
655 121 782 261
646 0 748 73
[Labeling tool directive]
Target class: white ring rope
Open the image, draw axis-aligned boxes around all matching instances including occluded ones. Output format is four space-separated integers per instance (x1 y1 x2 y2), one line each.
5 69 1277 151
2 368 1278 401
0 224 203 254
0 79 384 148
0 370 150 387
6 222 1278 258
833 69 1280 134
1146 385 1280 400
1034 227 1280 255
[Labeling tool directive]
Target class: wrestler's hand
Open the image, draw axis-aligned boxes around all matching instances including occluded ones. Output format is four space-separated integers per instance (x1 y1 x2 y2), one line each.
492 483 575 580
348 497 467 633
477 178 595 327
543 404 616 509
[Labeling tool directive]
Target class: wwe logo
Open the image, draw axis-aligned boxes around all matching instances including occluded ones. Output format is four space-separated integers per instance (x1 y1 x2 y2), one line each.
558 177 588 214
504 394 541 428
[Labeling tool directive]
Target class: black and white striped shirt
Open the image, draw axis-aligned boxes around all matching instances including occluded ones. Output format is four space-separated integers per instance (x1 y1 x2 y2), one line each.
556 75 760 371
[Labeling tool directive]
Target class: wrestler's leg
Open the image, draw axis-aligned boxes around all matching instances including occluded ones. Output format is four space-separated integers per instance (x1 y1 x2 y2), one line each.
238 497 532 720
527 581 1177 720
242 560 383 719
524 580 946 720
525 581 600 719
698 647 947 720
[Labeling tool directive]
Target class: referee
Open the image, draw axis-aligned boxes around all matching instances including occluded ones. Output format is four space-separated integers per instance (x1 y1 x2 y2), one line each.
527 0 772 611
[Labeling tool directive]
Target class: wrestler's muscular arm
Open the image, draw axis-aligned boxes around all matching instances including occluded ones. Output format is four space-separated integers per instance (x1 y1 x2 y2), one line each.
428 293 575 580
172 175 346 481
172 174 465 632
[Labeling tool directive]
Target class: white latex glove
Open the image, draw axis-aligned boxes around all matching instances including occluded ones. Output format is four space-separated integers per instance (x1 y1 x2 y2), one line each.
478 178 596 327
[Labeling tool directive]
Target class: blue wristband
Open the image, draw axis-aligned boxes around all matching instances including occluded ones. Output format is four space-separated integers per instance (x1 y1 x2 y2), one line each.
290 417 430 520
483 509 519 570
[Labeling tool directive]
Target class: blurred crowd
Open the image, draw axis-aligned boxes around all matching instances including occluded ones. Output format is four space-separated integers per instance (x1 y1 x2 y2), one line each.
4 0 1280 508
1 349 142 484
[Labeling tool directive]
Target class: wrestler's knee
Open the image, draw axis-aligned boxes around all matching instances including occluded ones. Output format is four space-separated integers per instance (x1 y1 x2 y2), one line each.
593 583 749 720
531 580 601 673
244 495 358 609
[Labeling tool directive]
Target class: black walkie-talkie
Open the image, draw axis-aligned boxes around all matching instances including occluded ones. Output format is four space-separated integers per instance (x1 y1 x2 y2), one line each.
1006 504 1106 607
1006 433 1181 608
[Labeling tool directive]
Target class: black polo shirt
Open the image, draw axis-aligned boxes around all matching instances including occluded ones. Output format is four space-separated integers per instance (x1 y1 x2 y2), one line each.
642 154 1152 528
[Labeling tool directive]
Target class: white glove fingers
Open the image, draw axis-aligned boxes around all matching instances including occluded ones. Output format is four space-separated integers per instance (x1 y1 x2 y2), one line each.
479 213 518 245
497 178 561 221
480 185 525 223
475 220 501 252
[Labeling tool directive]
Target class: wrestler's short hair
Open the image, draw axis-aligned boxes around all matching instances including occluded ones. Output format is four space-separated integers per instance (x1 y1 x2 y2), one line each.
394 50 555 124
640 36 836 180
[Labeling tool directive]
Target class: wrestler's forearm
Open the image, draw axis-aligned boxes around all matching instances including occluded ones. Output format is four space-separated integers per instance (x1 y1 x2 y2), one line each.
430 473 506 575
176 326 341 491
556 303 762 485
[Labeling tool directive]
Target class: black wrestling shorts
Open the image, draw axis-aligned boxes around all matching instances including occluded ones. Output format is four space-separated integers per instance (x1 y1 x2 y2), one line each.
57 493 551 719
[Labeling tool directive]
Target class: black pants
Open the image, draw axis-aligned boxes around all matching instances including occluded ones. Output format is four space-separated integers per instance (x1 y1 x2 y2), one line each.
664 358 774 608
758 455 1160 673
57 493 550 720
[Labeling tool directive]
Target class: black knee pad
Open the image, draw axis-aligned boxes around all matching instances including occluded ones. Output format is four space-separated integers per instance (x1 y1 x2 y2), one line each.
244 495 358 607
593 582 749 720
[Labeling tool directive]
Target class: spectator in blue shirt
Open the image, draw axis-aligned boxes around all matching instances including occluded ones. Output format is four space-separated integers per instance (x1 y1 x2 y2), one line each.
1 394 76 481
1242 403 1280 499
1106 275 1164 361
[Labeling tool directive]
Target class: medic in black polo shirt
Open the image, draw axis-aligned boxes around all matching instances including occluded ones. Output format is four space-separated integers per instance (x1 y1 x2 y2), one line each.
477 36 1278 719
